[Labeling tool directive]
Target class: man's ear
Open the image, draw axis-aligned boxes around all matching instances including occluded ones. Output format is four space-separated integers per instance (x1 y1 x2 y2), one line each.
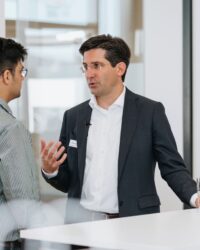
116 62 126 78
1 70 12 85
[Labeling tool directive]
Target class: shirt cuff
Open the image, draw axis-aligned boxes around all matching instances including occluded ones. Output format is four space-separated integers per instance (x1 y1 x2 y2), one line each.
42 168 58 179
190 193 198 207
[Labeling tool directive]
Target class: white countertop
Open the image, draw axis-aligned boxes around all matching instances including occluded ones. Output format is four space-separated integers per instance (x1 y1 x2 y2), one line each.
20 208 200 250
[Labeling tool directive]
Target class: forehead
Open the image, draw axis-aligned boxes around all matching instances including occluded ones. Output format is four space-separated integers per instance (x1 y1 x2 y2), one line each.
83 48 107 63
15 60 24 69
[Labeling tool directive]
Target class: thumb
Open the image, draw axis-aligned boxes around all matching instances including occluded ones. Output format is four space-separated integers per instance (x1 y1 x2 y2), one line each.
40 139 46 153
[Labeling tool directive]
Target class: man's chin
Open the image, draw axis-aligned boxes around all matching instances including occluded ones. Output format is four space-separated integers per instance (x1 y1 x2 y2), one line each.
90 86 101 94
90 89 98 95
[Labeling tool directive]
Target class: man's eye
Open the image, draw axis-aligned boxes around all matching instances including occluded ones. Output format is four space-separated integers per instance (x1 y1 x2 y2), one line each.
93 63 100 69
83 65 87 70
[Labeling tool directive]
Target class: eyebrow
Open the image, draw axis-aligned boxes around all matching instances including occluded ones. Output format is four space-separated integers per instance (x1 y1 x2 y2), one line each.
18 65 25 70
83 61 102 65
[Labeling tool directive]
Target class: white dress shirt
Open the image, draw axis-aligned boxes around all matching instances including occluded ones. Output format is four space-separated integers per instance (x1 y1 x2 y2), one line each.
80 87 126 213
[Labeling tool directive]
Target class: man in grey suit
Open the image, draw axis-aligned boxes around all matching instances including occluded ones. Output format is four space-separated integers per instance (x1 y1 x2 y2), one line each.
41 34 199 225
0 38 40 249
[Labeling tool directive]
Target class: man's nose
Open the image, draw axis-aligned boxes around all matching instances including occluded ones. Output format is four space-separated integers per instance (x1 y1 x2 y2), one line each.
85 68 96 78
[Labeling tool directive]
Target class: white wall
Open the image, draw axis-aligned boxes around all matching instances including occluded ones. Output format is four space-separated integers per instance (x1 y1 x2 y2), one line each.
0 0 5 36
98 0 144 95
193 0 200 178
144 0 183 211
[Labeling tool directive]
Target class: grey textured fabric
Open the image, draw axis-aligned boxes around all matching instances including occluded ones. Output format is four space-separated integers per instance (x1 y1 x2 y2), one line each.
0 98 40 242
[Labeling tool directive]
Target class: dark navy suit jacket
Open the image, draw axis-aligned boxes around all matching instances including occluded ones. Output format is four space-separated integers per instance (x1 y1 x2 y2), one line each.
43 88 196 223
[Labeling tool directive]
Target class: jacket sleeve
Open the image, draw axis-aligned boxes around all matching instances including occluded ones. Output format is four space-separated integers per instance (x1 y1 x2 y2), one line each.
152 102 196 205
0 121 42 235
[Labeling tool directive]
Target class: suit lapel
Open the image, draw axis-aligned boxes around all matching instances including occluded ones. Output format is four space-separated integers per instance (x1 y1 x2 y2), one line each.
77 103 92 187
118 89 139 181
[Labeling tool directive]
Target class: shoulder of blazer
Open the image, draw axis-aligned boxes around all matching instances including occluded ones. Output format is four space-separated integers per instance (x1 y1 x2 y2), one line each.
125 87 162 108
63 100 91 117
62 100 92 131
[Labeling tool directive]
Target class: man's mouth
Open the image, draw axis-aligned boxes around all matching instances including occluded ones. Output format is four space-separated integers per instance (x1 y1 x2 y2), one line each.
89 82 97 88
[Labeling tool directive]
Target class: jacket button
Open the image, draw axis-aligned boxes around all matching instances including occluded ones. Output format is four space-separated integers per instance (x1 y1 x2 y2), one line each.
119 201 124 207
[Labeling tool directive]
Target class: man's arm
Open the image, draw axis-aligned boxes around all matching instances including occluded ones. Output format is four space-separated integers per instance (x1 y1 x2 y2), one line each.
0 121 41 229
0 122 39 201
152 102 198 206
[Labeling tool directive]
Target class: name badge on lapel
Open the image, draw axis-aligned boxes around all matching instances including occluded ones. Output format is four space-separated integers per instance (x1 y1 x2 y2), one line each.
69 139 77 148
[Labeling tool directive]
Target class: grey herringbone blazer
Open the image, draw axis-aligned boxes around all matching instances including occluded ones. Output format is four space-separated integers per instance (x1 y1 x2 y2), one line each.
0 99 40 242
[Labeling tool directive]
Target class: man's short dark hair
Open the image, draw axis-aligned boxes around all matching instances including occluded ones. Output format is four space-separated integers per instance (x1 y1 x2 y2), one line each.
0 37 27 74
79 34 131 81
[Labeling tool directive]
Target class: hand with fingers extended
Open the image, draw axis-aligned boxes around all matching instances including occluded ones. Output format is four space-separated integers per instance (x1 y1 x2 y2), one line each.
40 139 67 174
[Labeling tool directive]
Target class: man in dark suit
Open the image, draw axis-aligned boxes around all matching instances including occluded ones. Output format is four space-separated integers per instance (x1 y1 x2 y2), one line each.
41 34 199 224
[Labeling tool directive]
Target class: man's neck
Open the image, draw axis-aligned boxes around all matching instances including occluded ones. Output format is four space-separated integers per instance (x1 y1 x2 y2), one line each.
96 84 124 109
0 94 9 103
